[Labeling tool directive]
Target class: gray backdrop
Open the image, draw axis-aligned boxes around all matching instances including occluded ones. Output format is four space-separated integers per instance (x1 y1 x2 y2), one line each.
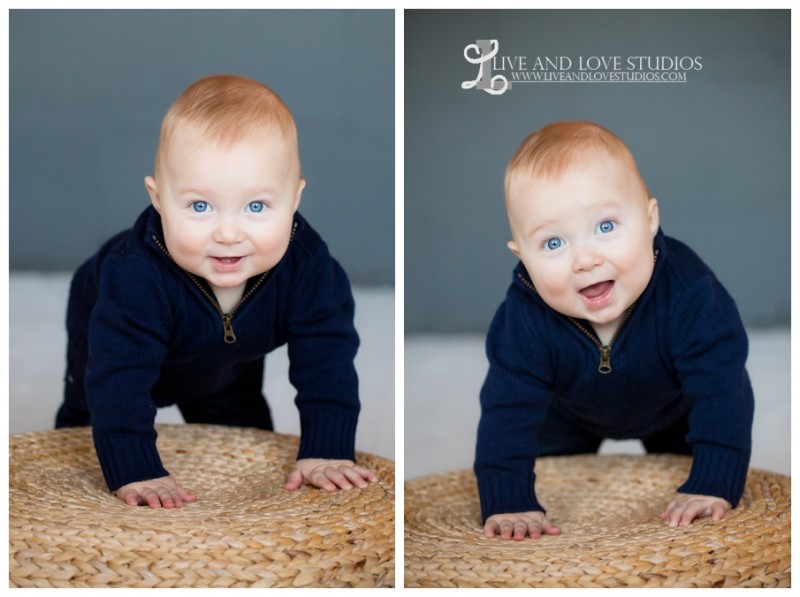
10 9 394 286
405 9 789 333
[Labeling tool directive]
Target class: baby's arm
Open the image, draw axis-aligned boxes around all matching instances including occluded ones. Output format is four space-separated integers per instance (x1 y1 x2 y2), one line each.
285 237 364 482
660 492 731 527
484 511 561 541
115 475 198 508
284 458 378 492
668 277 754 514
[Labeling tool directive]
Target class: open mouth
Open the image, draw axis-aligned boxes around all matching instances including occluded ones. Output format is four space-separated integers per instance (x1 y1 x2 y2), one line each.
579 280 614 305
211 256 245 270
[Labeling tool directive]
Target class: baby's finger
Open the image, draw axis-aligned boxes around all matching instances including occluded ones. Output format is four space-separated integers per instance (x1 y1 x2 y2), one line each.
499 520 515 540
357 466 379 482
177 486 198 503
284 470 304 491
140 488 164 509
165 487 191 508
513 521 531 541
678 501 710 526
308 468 339 492
483 519 500 538
710 503 727 522
664 500 703 527
347 465 379 483
119 489 142 507
541 518 562 536
664 503 688 527
514 520 542 541
660 500 677 520
160 490 178 509
322 466 354 490
340 466 374 488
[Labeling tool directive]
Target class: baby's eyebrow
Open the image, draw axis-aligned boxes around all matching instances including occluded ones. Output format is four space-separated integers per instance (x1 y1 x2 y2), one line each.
524 200 625 239
176 186 213 197
527 219 560 239
245 186 280 197
176 186 280 198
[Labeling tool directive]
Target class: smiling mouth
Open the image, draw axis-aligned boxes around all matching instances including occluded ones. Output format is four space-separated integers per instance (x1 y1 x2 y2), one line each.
579 280 614 304
211 256 245 270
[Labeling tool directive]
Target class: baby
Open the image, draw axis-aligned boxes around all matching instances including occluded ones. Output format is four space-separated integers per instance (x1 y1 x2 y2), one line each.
56 74 376 507
475 121 754 540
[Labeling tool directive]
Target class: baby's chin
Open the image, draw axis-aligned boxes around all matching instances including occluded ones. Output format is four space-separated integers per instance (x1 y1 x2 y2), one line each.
207 278 247 287
569 300 624 324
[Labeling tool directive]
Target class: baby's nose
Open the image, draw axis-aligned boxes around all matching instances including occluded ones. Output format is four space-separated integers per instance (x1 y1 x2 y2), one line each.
572 245 603 271
213 217 244 243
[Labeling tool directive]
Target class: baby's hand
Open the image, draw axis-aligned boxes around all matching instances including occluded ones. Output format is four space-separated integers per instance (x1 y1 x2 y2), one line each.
484 511 561 541
284 458 378 492
115 475 198 509
660 492 731 527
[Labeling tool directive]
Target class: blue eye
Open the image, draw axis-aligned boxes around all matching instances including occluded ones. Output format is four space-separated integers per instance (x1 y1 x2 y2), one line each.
246 201 265 213
597 220 615 234
191 201 210 213
545 237 563 251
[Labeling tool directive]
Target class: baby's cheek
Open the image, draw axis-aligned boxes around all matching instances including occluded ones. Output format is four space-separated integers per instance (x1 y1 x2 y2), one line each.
254 232 291 263
534 263 572 295
169 230 205 254
620 249 655 288
533 276 575 315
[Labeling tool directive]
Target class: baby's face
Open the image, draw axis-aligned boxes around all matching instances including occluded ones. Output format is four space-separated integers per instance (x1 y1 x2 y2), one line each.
146 124 304 296
507 152 659 331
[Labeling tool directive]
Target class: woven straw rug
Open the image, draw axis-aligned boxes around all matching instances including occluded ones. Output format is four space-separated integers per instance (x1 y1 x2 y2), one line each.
9 424 394 588
405 454 789 588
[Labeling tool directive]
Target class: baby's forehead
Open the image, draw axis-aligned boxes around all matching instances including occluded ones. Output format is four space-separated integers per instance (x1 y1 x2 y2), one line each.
542 145 631 176
157 120 301 183
507 154 647 220
518 151 633 192
170 120 292 150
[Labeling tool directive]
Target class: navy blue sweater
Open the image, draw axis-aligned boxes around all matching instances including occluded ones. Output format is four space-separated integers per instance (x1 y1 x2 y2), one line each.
75 206 360 490
474 230 754 521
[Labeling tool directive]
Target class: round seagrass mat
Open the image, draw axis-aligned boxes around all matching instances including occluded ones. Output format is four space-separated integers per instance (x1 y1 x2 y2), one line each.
405 454 790 588
10 424 394 588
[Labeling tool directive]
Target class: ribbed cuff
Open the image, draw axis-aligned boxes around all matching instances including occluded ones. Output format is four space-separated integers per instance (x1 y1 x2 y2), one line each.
297 409 359 462
475 469 544 522
678 445 751 507
92 428 169 491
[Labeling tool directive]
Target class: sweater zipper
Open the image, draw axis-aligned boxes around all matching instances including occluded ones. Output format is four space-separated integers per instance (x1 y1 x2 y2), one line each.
515 249 659 375
150 221 297 344
566 309 634 375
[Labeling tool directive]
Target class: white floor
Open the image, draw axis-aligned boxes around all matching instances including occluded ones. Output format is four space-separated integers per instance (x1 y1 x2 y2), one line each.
9 272 395 460
405 328 791 480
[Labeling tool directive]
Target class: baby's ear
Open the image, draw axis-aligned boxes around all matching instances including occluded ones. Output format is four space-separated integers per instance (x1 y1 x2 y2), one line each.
292 178 306 212
144 176 161 212
507 240 521 256
647 197 660 237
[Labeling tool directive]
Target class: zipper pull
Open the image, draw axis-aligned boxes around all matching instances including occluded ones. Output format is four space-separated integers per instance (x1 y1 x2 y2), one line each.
598 346 612 374
221 314 237 344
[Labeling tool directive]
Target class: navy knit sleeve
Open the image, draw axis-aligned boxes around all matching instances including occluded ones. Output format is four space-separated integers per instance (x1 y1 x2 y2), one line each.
474 290 555 521
85 254 172 490
668 275 754 507
286 240 361 463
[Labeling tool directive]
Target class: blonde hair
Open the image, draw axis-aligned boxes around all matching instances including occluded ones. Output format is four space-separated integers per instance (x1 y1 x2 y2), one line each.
154 74 300 179
504 121 650 202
